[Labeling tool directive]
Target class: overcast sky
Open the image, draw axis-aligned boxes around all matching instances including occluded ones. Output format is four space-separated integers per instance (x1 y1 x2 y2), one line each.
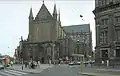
0 0 95 57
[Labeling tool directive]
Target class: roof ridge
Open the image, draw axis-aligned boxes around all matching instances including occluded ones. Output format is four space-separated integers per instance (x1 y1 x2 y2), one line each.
64 24 90 27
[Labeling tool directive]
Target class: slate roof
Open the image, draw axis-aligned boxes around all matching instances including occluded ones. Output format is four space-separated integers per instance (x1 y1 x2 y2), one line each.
63 24 90 33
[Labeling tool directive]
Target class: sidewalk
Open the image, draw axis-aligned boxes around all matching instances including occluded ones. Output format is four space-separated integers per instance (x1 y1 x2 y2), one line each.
7 64 53 73
79 65 120 76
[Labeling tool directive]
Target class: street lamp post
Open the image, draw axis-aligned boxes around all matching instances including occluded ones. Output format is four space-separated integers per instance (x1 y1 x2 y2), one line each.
80 55 84 72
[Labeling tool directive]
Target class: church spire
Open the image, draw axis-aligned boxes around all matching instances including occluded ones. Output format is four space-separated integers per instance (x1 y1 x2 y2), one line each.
53 3 57 20
29 7 34 20
58 8 60 21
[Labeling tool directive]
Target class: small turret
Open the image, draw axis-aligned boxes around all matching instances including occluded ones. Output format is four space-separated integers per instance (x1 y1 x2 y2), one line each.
29 7 34 22
53 3 57 20
58 8 61 22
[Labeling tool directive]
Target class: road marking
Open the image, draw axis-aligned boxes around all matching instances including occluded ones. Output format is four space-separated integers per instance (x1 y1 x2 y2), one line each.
0 71 13 76
9 70 28 74
5 70 22 76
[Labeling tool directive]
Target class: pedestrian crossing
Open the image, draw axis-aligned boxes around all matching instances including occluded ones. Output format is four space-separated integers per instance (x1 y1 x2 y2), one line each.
0 69 28 76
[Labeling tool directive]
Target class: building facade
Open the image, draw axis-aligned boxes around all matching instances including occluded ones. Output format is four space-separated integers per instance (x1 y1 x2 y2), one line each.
63 24 92 61
93 0 120 65
16 2 74 63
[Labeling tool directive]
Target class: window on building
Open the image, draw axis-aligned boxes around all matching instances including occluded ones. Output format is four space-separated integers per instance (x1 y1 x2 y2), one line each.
104 0 107 5
99 0 102 7
116 49 120 57
101 0 107 6
116 31 120 41
102 50 108 58
102 19 109 25
115 16 120 23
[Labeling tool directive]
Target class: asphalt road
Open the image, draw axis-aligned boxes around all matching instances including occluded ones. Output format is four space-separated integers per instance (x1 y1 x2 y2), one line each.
38 64 87 76
0 64 95 76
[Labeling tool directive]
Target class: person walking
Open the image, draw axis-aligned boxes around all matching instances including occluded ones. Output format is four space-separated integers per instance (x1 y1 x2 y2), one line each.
101 60 104 68
49 59 51 66
107 60 109 69
38 61 41 68
10 61 13 67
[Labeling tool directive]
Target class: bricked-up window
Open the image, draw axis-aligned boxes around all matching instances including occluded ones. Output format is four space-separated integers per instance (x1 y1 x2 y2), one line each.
102 0 107 6
100 32 104 43
115 16 120 23
105 31 108 43
116 31 120 41
101 19 109 25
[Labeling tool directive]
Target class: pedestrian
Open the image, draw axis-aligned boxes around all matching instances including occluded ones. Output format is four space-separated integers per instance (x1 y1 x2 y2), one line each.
101 60 104 68
25 62 27 68
38 61 41 68
107 60 109 69
28 61 31 69
49 59 51 66
90 61 92 68
10 61 13 67
22 65 23 70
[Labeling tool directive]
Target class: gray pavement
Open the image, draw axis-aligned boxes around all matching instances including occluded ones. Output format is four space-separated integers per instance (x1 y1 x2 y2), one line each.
0 69 33 76
78 64 120 76
38 64 84 76
2 64 120 76
7 64 53 73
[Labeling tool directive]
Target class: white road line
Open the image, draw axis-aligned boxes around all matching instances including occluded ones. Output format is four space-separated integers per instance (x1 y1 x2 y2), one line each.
0 75 2 76
0 71 13 76
5 70 22 76
9 70 28 74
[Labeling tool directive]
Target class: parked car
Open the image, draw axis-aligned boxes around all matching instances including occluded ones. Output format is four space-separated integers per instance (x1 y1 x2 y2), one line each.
68 61 75 65
69 61 81 65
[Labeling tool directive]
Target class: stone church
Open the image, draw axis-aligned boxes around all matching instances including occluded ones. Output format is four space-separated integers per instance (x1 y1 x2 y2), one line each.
17 2 74 63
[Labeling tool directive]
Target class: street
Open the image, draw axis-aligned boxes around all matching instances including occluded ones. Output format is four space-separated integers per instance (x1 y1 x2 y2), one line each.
0 64 86 76
0 64 120 76
38 65 85 76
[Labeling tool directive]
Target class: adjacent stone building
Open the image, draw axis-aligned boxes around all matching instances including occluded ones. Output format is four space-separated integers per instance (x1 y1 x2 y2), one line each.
93 0 120 65
63 24 92 61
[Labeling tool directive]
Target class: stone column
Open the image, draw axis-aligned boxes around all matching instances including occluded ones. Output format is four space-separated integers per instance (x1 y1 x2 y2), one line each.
108 14 115 58
108 15 113 42
96 24 100 45
96 24 101 60
52 43 55 64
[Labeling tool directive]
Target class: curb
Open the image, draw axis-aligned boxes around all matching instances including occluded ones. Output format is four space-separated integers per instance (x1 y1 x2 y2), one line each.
79 72 98 76
79 72 120 76
96 69 120 72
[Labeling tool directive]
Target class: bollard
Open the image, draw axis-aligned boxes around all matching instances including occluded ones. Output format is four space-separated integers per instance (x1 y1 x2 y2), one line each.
80 61 83 72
